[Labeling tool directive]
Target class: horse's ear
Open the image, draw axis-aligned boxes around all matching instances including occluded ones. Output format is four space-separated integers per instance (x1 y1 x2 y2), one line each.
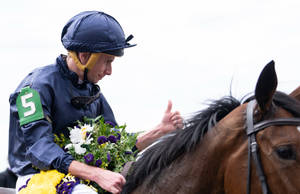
255 60 278 114
290 86 300 101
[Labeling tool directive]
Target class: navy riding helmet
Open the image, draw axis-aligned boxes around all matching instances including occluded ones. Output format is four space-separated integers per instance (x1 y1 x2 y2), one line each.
61 11 136 57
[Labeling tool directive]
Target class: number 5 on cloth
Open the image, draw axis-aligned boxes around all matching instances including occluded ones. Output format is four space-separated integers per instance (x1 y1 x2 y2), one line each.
16 86 44 126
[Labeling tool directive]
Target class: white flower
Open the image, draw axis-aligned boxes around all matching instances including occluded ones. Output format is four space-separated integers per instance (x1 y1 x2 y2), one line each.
81 124 94 144
69 127 82 144
81 124 93 138
81 123 94 132
85 133 93 145
65 142 87 155
69 124 94 144
74 144 87 155
65 144 73 150
65 124 95 155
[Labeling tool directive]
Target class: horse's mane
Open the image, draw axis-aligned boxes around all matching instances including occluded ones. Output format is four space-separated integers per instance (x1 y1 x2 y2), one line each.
122 96 240 193
273 91 300 117
122 91 300 194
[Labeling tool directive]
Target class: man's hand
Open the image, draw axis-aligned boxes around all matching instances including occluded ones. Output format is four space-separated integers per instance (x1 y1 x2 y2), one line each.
93 168 126 194
160 100 183 132
68 161 125 194
136 100 183 151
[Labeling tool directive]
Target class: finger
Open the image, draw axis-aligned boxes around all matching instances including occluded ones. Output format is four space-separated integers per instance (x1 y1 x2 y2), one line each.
174 119 183 126
110 187 121 194
174 118 183 128
114 185 122 193
165 100 173 113
116 175 126 189
172 116 183 125
176 122 184 129
109 181 122 193
117 175 126 187
170 111 181 121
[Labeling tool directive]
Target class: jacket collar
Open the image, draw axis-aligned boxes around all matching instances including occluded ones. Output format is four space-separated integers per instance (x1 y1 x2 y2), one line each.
57 54 88 88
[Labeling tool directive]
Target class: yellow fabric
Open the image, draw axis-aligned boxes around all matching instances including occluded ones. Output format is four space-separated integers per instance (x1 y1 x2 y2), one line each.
19 170 65 194
68 51 101 71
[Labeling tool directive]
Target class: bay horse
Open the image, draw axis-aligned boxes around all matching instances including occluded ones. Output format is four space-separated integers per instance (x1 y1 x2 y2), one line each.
122 61 300 194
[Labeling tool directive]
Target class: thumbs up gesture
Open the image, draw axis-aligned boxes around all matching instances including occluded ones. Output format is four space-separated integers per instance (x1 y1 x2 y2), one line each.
135 100 183 151
160 100 183 133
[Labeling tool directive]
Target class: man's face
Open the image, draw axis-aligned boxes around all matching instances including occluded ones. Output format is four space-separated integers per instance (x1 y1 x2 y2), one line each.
87 53 115 83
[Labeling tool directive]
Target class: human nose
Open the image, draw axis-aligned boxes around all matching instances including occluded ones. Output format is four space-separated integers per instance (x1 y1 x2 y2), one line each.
105 64 112 75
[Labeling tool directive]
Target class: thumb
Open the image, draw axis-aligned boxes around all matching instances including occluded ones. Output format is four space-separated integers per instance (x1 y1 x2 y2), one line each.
165 100 172 113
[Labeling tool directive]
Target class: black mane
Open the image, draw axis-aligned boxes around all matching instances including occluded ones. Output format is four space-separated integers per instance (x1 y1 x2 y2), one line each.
122 96 240 193
273 91 300 117
122 91 300 194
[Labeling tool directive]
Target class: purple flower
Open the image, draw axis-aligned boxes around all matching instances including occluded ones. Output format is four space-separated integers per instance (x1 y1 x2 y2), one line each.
56 178 80 194
108 135 117 143
125 151 132 155
95 159 102 167
84 153 94 164
105 121 115 127
116 133 121 140
107 152 111 162
97 136 108 145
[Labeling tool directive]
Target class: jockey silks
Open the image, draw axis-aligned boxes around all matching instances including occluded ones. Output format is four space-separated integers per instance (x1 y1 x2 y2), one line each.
8 55 117 176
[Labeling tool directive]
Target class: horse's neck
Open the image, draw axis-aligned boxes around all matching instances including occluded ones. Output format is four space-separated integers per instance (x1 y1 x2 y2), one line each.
134 105 247 194
191 106 247 193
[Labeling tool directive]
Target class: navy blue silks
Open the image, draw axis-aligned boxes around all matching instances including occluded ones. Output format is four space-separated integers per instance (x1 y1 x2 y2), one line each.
8 55 117 175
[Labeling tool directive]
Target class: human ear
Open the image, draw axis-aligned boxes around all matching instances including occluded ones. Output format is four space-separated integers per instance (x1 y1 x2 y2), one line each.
78 52 91 65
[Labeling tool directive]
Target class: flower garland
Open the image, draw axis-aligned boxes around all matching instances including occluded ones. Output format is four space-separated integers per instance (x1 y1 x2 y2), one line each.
19 116 139 194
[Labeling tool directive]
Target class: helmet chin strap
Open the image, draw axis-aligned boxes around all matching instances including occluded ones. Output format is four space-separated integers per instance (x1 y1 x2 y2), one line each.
68 51 101 82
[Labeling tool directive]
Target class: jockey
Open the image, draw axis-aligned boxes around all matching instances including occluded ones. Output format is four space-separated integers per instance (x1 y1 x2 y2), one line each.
8 11 183 194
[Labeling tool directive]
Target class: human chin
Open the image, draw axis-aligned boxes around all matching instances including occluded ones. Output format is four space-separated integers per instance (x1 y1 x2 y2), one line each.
88 75 100 83
94 75 103 83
